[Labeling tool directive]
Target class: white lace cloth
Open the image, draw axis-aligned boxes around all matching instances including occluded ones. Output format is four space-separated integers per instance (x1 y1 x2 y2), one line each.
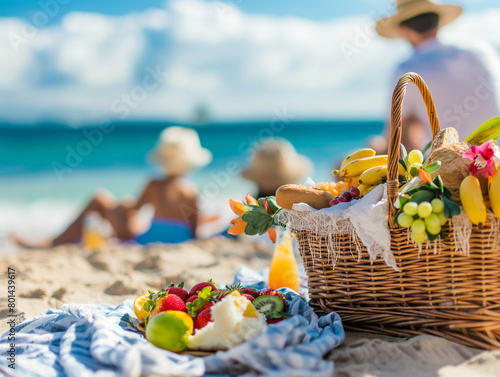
275 184 398 271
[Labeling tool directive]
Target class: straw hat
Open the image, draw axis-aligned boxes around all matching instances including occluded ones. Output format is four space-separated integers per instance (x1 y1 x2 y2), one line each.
151 126 212 175
376 0 463 39
242 138 312 194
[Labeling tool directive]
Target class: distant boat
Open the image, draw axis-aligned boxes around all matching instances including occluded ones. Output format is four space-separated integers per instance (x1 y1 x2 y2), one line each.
193 103 211 125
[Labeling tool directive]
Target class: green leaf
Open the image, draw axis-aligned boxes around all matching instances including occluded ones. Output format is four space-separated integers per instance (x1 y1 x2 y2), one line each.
421 139 433 156
410 166 420 178
242 210 270 223
410 190 435 204
400 144 408 166
399 159 407 171
439 229 447 241
257 217 275 235
427 231 439 242
267 197 281 213
245 205 268 214
442 197 461 217
266 311 293 319
433 176 444 193
443 187 452 199
424 161 441 174
464 117 500 144
442 204 450 219
244 222 259 236
393 208 403 225
399 195 410 209
143 299 155 313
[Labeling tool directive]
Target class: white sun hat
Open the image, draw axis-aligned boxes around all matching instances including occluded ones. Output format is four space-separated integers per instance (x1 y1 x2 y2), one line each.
151 126 212 175
376 0 463 39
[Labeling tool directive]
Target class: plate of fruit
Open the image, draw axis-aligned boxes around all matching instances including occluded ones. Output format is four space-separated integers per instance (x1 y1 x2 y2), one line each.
133 280 292 356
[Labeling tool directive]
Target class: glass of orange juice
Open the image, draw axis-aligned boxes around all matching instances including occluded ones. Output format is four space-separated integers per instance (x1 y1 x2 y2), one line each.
268 226 300 292
81 212 105 251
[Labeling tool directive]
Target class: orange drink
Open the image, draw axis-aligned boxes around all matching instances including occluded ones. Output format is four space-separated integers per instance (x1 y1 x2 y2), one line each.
82 228 105 251
81 212 105 251
268 228 300 292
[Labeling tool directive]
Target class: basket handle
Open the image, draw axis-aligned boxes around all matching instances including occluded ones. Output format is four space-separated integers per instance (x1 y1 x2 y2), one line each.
387 72 440 227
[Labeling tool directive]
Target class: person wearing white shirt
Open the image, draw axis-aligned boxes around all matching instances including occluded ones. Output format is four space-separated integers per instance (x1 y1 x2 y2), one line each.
374 0 500 152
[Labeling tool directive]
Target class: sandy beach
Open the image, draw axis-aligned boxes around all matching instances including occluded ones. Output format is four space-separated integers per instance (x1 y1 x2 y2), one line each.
0 237 273 334
3 236 500 377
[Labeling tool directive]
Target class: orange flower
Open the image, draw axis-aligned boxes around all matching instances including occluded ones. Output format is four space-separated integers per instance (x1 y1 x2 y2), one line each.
267 228 277 243
245 193 258 206
228 199 248 235
418 168 432 183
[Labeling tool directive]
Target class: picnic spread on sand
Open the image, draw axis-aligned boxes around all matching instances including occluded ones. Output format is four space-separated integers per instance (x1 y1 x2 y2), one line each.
2 72 500 377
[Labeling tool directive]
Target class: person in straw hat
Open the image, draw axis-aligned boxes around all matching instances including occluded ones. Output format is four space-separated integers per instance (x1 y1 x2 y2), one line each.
16 126 212 247
373 0 500 152
242 138 312 198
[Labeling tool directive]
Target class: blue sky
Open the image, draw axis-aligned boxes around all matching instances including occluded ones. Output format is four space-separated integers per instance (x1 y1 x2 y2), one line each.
0 0 499 124
3 0 500 22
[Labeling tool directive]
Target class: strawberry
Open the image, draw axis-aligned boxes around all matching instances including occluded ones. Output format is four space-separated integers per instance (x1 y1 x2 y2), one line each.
216 289 229 301
186 286 218 317
259 288 286 307
165 282 189 302
243 294 255 302
194 308 212 330
188 279 217 298
241 288 259 299
266 318 284 325
216 283 251 301
199 301 214 313
150 294 186 318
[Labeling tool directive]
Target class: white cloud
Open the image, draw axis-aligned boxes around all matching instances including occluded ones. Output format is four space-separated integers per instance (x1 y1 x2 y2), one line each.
0 1 498 124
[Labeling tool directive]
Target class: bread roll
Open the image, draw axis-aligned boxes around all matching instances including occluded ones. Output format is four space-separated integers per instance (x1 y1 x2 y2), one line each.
276 184 333 210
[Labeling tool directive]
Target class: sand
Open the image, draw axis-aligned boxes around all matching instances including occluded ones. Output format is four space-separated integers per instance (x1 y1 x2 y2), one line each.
0 236 273 334
2 236 499 377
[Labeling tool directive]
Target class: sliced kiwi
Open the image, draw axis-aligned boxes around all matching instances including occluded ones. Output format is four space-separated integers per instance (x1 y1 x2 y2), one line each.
252 295 284 314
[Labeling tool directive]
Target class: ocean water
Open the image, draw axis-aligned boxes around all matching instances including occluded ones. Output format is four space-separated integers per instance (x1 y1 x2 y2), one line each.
0 121 383 240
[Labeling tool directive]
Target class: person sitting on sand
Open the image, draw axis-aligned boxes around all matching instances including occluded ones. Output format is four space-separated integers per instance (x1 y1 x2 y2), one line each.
16 126 212 247
241 138 312 198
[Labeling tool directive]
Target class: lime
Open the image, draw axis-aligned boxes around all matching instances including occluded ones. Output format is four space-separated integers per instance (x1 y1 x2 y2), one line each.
134 294 150 323
146 311 193 352
408 150 424 166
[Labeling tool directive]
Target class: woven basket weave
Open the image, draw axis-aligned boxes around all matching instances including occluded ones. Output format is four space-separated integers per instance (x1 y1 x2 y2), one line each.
298 72 500 350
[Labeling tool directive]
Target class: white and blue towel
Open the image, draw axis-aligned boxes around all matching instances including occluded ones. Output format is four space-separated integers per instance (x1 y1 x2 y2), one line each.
0 267 344 377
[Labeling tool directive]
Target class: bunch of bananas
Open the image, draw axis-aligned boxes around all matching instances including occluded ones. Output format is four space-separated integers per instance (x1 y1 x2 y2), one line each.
334 148 410 196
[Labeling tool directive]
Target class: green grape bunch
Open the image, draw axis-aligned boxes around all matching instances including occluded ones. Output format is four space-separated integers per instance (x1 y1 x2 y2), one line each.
394 175 460 244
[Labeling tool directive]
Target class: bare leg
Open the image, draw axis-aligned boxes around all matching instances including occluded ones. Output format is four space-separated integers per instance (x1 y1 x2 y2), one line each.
52 192 135 246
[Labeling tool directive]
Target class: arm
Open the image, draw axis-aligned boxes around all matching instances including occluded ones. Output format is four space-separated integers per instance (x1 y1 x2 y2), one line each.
131 180 155 211
187 194 198 238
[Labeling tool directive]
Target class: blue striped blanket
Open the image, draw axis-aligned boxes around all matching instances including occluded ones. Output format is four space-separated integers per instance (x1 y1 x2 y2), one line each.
0 266 344 377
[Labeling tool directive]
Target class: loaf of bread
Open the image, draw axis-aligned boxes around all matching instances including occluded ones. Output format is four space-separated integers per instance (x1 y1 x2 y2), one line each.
276 184 333 210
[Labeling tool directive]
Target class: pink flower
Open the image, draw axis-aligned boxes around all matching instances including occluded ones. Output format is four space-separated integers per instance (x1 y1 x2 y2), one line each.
463 140 500 177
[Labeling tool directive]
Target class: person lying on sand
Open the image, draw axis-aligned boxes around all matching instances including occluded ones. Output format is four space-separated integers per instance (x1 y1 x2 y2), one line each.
15 126 212 247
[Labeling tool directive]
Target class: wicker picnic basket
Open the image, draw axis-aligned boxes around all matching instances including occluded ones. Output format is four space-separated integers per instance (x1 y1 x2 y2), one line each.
296 72 500 350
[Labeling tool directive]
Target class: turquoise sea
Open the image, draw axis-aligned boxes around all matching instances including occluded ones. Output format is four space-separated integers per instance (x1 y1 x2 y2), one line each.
0 120 383 239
